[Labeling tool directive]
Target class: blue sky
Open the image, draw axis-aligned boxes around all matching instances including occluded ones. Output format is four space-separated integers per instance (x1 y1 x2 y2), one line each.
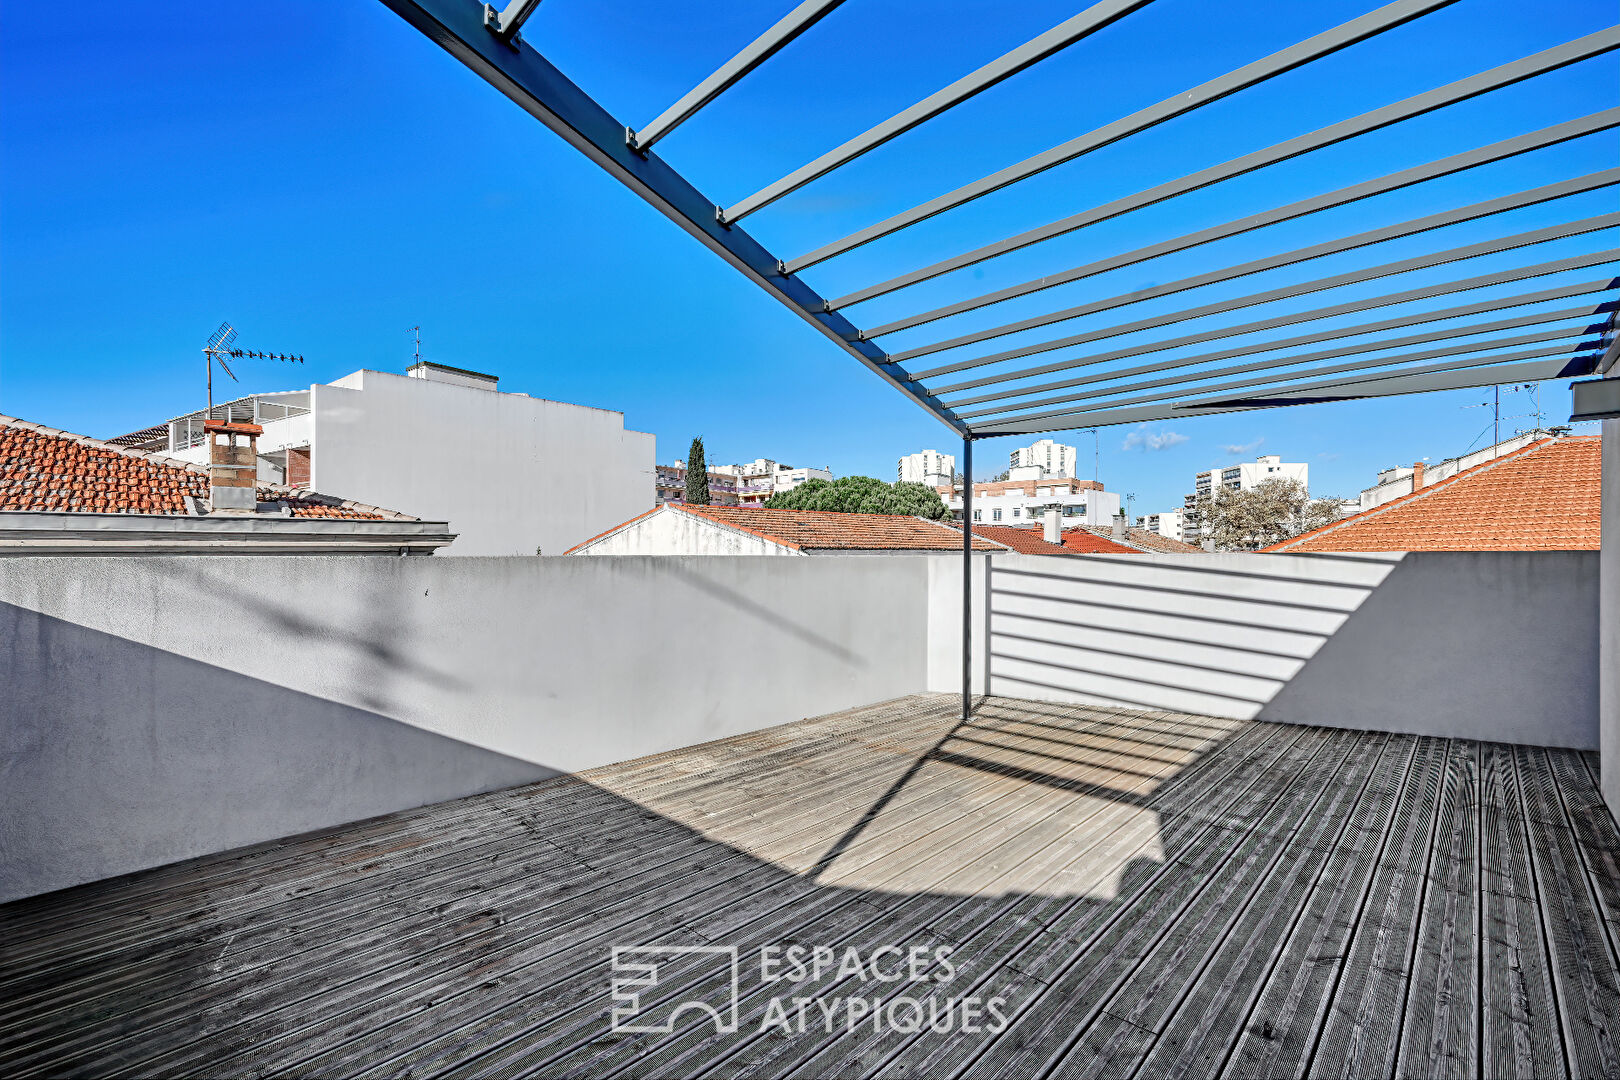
2 0 1613 514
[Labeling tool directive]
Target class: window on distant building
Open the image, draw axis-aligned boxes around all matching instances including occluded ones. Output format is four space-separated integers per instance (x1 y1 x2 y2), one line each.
973 509 981 521
992 509 1002 522
1012 508 1021 518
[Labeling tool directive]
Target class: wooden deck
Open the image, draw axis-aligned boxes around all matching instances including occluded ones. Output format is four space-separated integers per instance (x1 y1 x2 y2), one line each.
2 694 1617 1079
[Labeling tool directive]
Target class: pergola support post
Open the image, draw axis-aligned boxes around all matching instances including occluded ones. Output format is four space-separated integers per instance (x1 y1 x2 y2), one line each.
961 435 974 721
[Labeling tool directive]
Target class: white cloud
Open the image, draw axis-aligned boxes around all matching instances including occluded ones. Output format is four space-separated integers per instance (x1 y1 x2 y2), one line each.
1122 426 1190 452
1222 437 1265 455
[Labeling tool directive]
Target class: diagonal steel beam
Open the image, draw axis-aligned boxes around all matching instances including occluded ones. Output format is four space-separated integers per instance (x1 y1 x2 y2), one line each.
971 331 1595 427
891 172 1620 361
720 0 1154 222
782 0 1467 273
942 286 1619 408
629 0 846 153
825 27 1620 303
972 352 1600 433
908 214 1620 381
956 306 1616 420
925 256 1620 395
862 111 1620 335
377 0 966 435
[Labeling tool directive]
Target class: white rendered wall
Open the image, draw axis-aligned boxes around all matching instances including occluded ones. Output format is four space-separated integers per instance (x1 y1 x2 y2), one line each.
574 507 796 555
928 551 1600 748
1602 417 1618 820
0 554 928 902
309 370 654 556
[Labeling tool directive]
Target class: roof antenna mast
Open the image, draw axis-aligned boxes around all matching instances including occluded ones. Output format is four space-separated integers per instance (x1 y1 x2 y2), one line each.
407 325 423 366
202 322 307 422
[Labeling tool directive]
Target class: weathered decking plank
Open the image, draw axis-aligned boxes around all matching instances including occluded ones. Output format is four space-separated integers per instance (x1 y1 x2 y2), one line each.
1516 745 1620 1079
1395 738 1481 1080
1479 740 1565 1080
1 694 1616 1080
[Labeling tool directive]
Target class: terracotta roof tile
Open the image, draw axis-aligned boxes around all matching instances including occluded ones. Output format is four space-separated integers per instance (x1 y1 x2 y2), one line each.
1074 525 1205 554
1264 436 1600 553
0 414 406 521
671 504 1000 551
1059 528 1142 555
963 525 1074 555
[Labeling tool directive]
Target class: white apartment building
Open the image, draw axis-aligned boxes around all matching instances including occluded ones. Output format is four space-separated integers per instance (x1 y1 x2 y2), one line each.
898 449 956 488
940 478 1120 527
1009 439 1079 481
709 458 833 506
1183 454 1309 540
111 360 655 556
1142 508 1188 543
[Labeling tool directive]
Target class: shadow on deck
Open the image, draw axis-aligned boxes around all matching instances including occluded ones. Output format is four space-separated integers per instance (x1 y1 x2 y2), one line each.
1 693 1616 1078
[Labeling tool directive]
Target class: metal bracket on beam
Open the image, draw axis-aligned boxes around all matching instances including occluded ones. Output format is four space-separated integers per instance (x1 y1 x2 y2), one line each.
484 0 541 47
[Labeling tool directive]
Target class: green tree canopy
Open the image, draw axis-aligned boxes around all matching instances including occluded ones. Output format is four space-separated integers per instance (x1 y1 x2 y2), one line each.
684 436 709 505
763 476 949 519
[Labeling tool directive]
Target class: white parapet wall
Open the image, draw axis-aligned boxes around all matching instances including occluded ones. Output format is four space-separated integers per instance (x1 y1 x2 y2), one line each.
0 555 930 902
1603 417 1619 821
925 550 1600 749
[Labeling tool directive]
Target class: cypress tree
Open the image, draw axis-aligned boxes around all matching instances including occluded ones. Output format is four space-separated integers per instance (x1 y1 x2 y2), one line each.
685 436 710 505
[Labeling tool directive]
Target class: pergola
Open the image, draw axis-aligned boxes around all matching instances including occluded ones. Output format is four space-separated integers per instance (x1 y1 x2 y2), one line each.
379 0 1618 719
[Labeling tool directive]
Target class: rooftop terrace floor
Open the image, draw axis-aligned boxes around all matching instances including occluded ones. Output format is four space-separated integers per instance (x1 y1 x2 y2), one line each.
2 694 1617 1078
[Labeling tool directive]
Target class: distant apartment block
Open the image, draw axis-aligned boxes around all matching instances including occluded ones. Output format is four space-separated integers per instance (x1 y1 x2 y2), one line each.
657 457 831 508
1142 507 1188 543
1182 454 1308 541
940 477 1120 528
1009 438 1079 481
897 449 956 488
110 360 654 556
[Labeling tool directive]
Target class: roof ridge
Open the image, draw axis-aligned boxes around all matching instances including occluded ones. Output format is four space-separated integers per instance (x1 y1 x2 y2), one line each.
669 502 804 550
1263 437 1558 552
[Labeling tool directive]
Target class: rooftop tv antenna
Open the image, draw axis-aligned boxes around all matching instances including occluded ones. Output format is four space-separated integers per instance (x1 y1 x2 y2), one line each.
407 325 423 365
203 322 306 422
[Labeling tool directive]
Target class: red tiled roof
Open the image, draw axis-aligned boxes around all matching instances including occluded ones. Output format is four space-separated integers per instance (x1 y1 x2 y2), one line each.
1264 436 1601 553
0 415 405 521
678 504 1000 551
1059 528 1141 555
569 503 1000 553
1074 525 1205 554
963 525 1074 555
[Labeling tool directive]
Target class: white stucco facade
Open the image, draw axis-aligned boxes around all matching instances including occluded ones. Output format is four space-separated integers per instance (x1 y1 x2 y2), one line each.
303 369 653 556
571 505 799 556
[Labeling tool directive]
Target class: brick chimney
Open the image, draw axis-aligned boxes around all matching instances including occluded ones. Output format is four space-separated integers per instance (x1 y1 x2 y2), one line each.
1411 461 1425 491
204 421 262 512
